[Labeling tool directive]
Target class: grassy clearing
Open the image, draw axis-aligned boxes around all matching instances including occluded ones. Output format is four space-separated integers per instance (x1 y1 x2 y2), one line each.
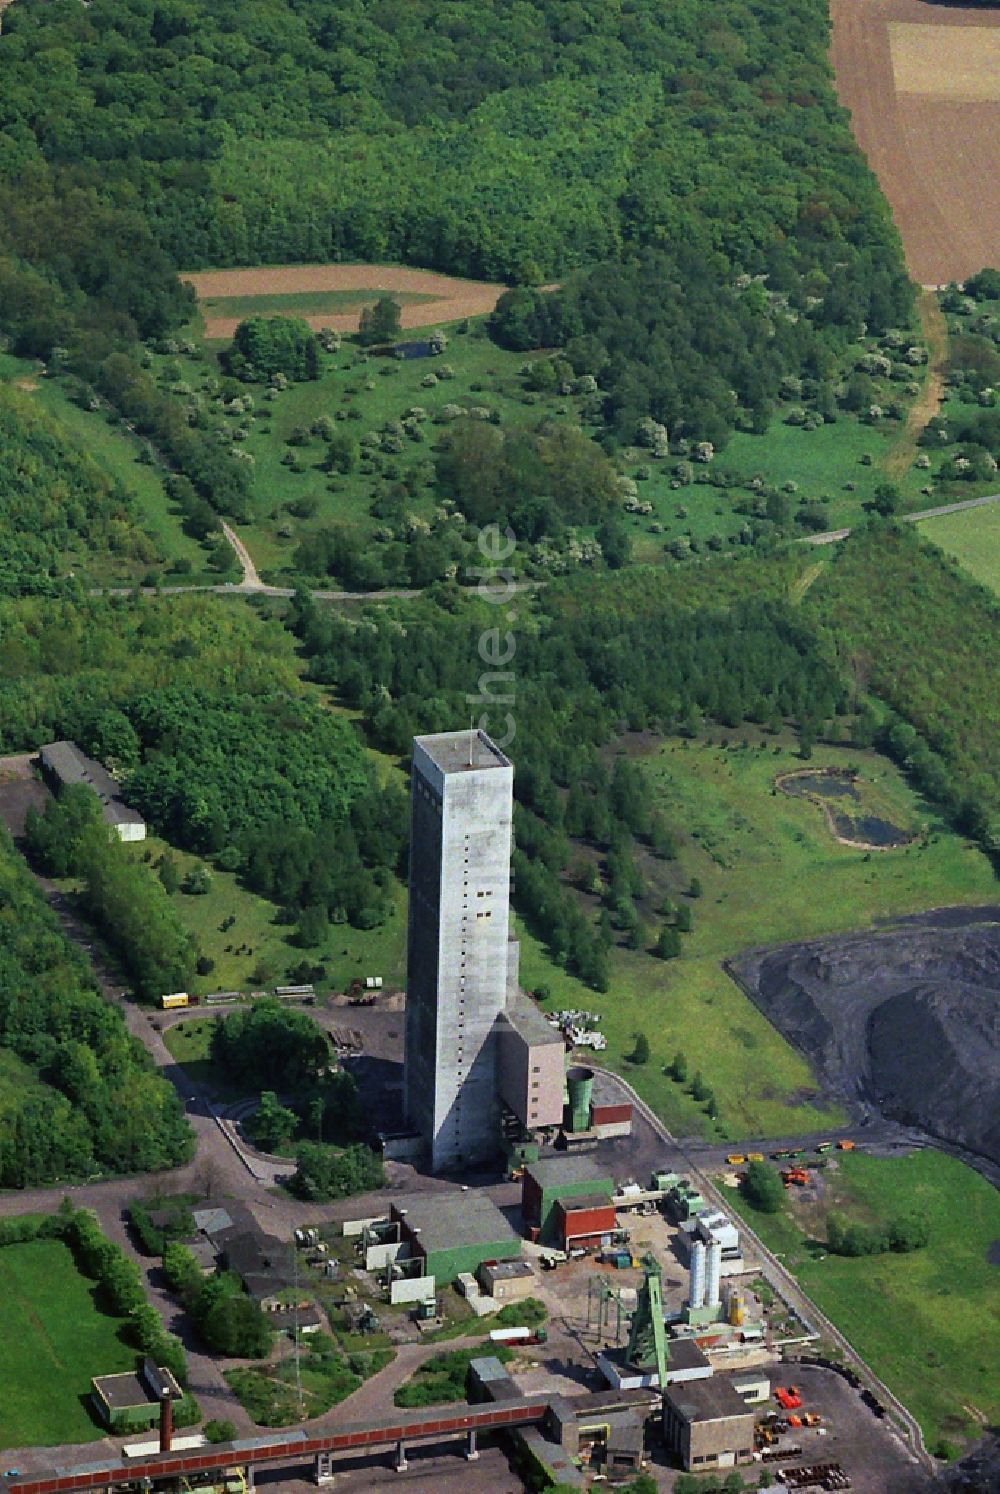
131 835 407 998
724 1150 1000 1450
201 289 438 320
527 735 994 1139
154 310 936 581
917 502 1000 596
719 410 926 523
162 1015 246 1099
211 324 574 580
226 1331 393 1427
0 1237 134 1448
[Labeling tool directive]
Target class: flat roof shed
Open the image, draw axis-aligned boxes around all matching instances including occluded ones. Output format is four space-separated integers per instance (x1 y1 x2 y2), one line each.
392 1190 520 1283
522 1155 614 1243
38 740 146 840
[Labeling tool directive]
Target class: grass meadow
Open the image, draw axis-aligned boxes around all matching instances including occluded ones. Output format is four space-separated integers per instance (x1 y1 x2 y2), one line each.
0 1237 133 1448
524 734 995 1139
917 501 1000 596
147 299 942 584
724 1149 1000 1451
133 835 407 999
201 289 438 321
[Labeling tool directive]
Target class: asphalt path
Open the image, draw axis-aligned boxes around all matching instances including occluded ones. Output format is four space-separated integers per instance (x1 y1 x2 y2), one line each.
804 489 1000 546
92 580 536 603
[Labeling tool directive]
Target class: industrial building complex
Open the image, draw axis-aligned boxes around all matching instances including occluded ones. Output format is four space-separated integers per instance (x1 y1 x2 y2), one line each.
0 727 930 1494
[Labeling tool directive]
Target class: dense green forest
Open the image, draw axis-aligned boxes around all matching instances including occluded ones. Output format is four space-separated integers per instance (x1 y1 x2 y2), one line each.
0 0 906 295
25 787 200 999
0 383 155 594
0 593 405 930
0 826 192 1185
0 592 300 750
807 523 1000 850
0 0 917 551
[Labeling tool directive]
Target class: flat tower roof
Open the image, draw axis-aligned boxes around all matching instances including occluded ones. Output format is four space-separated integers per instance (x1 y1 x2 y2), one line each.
394 1190 518 1256
414 729 511 775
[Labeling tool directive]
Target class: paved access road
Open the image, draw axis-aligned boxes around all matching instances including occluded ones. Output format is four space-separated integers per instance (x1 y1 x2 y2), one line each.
804 489 1000 546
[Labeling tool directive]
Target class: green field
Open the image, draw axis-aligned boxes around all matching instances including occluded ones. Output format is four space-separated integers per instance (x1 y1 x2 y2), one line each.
134 835 407 998
724 1150 1000 1451
0 1237 135 1448
918 502 1000 596
526 736 995 1138
200 289 438 321
189 324 575 581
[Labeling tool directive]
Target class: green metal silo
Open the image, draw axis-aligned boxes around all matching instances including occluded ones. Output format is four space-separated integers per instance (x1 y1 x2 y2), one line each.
566 1065 595 1133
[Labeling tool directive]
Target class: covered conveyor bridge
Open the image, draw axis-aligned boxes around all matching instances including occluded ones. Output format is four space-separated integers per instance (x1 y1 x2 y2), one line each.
0 1399 550 1493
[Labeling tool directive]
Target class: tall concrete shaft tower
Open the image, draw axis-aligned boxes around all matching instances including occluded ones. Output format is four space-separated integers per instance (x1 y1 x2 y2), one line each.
404 729 513 1170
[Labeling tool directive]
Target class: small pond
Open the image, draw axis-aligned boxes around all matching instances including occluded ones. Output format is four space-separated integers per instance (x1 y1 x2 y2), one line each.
829 811 912 849
777 769 914 849
781 771 859 801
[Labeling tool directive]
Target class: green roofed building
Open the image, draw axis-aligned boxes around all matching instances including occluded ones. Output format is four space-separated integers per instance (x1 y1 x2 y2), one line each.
521 1155 615 1245
91 1359 183 1433
390 1190 520 1284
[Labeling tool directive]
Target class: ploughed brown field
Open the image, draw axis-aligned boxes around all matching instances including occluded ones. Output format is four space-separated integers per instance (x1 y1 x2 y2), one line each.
830 0 1000 286
184 263 510 340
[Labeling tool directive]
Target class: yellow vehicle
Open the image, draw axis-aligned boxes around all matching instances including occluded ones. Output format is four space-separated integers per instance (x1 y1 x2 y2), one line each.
726 1153 747 1166
161 992 190 1010
746 1152 765 1162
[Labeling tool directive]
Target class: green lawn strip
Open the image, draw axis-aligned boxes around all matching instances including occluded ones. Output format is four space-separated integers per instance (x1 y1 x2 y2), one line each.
0 1237 135 1448
917 502 1000 597
724 1151 1000 1450
200 289 439 319
134 835 299 997
526 736 994 1139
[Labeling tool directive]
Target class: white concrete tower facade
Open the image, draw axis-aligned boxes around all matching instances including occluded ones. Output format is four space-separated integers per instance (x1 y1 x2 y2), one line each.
404 729 514 1170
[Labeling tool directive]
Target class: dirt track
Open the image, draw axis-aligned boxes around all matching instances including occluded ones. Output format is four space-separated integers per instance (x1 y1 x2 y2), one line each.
830 0 1000 286
885 288 947 476
185 263 510 340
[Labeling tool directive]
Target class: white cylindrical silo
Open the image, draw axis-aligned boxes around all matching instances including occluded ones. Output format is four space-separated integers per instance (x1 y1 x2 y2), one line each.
689 1238 706 1310
705 1239 722 1309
